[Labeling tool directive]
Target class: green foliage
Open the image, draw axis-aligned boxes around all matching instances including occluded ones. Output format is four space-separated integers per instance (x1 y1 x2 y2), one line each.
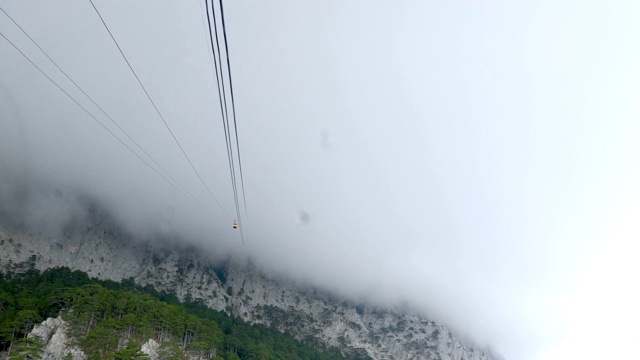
8 337 43 360
0 267 97 353
0 267 371 360
113 342 150 359
62 285 222 359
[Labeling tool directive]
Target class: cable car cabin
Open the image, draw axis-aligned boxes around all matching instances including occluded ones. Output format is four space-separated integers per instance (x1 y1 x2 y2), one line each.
233 220 238 229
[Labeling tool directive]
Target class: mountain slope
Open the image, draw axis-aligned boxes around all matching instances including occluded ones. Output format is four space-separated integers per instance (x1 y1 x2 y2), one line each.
0 268 356 360
0 215 497 360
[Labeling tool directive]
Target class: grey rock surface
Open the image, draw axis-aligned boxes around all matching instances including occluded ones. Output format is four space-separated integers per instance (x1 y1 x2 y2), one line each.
28 317 86 360
141 339 160 360
0 218 497 360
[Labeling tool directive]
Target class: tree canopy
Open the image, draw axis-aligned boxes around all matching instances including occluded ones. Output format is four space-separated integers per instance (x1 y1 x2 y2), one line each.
0 267 370 360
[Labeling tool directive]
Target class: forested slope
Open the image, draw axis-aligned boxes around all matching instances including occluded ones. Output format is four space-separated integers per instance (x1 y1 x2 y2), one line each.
0 267 370 360
0 219 496 360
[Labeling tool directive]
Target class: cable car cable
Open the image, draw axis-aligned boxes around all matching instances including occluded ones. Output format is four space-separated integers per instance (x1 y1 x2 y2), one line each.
218 0 248 217
0 5 210 214
204 0 240 218
0 31 211 214
205 0 245 243
88 0 230 218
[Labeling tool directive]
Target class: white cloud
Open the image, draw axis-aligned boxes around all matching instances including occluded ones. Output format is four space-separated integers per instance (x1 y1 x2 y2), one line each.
1 1 639 359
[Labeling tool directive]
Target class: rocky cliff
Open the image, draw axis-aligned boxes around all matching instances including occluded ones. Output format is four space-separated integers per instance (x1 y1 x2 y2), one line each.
23 317 85 360
0 216 497 360
20 316 185 360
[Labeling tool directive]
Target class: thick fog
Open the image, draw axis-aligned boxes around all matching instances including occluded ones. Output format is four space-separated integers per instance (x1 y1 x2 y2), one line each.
2 1 640 359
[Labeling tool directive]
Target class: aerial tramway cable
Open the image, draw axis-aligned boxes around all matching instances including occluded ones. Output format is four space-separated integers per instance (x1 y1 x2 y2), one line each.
205 1 240 211
204 0 247 243
0 30 211 214
204 0 240 218
218 0 248 216
0 5 210 214
88 0 231 219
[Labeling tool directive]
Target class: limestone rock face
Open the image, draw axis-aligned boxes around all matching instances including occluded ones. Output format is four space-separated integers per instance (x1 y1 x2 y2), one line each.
23 317 201 360
28 317 86 360
141 339 160 360
0 219 498 360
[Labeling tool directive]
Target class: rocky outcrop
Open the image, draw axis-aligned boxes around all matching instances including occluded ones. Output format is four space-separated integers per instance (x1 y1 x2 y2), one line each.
27 317 85 360
141 339 160 360
22 317 202 360
0 218 497 360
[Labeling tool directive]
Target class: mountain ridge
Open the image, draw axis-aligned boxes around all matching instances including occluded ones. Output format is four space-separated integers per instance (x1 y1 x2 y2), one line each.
0 213 499 360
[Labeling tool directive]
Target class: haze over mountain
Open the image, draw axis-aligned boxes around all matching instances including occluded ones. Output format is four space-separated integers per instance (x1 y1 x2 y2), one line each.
2 1 640 359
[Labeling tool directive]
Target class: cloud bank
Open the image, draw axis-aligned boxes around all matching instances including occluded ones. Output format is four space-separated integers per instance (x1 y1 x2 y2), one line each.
2 1 640 359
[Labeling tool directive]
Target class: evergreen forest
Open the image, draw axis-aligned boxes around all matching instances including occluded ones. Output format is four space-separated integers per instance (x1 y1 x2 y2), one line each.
0 267 372 360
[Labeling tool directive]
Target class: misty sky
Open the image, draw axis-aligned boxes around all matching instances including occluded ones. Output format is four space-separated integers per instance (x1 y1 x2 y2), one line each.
2 1 640 359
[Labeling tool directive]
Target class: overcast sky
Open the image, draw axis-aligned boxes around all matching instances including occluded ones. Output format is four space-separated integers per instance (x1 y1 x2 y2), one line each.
1 0 640 359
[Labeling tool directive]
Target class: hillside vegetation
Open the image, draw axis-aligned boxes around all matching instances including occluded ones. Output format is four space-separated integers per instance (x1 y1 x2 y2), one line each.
0 267 371 360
